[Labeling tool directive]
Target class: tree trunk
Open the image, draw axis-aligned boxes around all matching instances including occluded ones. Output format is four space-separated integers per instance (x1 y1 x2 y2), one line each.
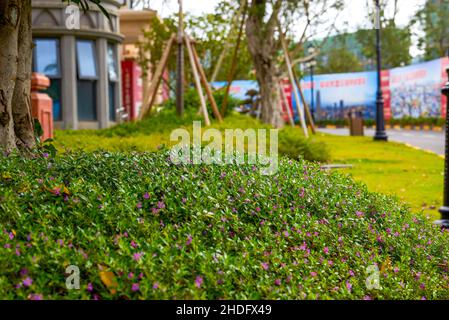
245 0 284 128
0 0 35 152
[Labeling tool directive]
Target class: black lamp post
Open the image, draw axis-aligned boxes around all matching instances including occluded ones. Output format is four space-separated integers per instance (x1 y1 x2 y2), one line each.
307 47 317 121
436 67 449 228
373 0 388 141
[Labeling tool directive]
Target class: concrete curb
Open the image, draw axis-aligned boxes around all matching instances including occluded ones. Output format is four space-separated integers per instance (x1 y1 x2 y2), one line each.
320 125 444 132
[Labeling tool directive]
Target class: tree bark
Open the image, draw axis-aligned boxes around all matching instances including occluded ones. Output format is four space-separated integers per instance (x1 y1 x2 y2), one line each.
13 0 34 149
0 0 35 152
245 0 284 128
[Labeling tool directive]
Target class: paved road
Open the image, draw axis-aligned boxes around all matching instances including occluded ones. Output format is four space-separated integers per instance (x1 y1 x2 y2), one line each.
319 128 445 156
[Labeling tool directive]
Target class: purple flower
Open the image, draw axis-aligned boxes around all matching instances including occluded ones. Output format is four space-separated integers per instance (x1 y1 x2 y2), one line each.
394 267 399 274
310 271 317 277
132 283 140 292
28 294 43 300
323 247 329 254
128 272 134 279
57 239 64 247
363 295 372 300
87 283 93 292
356 211 364 218
157 201 165 209
186 235 193 246
23 277 33 287
136 202 143 209
349 270 355 277
153 282 159 289
42 153 49 159
182 197 187 204
195 276 203 288
283 231 289 237
130 240 138 248
261 262 269 270
20 269 29 276
133 252 143 261
143 192 150 200
274 279 281 286
346 281 352 292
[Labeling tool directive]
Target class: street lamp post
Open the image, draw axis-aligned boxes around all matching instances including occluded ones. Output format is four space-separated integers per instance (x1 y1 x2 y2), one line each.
436 67 449 228
374 0 388 141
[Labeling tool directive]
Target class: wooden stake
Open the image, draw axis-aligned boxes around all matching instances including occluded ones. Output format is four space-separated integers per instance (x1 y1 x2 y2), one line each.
138 34 176 120
279 31 308 137
176 0 185 116
185 34 211 126
188 37 223 123
279 80 295 127
292 69 316 134
210 0 247 83
221 0 248 117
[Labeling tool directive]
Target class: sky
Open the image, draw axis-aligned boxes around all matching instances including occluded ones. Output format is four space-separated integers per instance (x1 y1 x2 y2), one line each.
148 0 427 57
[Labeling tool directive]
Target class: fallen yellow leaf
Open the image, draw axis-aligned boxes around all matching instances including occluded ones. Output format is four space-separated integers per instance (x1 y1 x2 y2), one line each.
99 270 118 294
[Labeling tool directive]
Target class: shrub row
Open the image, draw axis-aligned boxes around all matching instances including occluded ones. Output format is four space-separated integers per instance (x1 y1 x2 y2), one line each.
1 150 449 299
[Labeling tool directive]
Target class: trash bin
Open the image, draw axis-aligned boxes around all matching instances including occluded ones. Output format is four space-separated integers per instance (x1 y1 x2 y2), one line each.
348 110 364 136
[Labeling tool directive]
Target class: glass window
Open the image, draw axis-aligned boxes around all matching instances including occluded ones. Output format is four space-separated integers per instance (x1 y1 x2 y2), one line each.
77 80 97 121
34 39 60 77
76 40 98 79
107 44 118 82
109 82 116 121
46 80 62 121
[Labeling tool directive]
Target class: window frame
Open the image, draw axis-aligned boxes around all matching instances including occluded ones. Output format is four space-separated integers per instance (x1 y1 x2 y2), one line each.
33 38 62 79
76 39 99 81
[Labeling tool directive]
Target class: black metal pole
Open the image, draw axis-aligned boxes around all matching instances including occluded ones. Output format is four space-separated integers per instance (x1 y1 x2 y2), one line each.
436 68 449 228
374 0 388 141
310 65 315 121
176 0 184 116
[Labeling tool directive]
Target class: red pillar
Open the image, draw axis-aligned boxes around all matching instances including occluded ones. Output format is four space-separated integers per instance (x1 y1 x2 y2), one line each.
31 73 54 140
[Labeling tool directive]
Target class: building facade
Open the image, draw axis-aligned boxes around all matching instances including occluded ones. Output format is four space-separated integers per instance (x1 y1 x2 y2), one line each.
31 0 125 130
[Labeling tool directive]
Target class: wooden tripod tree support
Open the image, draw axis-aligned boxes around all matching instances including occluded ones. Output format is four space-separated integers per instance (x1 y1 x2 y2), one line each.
138 34 221 126
138 34 176 120
279 31 309 137
188 36 223 123
221 0 248 117
184 34 211 126
210 0 247 83
278 21 316 136
292 69 316 134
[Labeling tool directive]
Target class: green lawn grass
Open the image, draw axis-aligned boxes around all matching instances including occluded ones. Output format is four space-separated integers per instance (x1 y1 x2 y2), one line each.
315 133 444 219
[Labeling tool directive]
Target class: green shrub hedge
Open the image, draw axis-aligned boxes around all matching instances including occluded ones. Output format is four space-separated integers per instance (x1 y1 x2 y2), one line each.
55 109 330 163
1 150 449 300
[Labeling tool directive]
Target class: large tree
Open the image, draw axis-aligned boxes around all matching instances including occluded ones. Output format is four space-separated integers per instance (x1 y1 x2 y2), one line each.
412 0 449 61
245 0 343 127
0 0 106 152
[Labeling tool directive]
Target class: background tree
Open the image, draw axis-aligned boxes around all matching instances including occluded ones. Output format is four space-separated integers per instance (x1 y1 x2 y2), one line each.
356 0 412 69
412 0 449 61
245 0 343 127
317 45 363 74
0 0 107 152
139 1 255 101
